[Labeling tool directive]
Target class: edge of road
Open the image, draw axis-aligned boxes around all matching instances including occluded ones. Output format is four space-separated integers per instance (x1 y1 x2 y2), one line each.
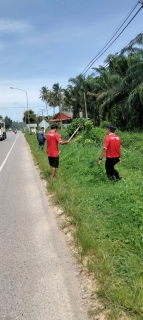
25 135 107 320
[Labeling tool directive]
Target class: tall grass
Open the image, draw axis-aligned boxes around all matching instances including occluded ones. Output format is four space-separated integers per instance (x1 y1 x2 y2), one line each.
25 129 143 320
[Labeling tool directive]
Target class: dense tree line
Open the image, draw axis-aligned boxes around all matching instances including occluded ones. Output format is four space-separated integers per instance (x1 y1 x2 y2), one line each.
0 115 24 130
39 33 143 130
0 115 13 129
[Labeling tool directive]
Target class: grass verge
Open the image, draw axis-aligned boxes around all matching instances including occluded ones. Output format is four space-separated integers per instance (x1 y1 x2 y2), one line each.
25 129 143 320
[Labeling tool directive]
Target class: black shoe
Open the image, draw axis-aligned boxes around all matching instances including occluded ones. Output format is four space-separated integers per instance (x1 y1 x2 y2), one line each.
108 175 115 181
116 175 122 181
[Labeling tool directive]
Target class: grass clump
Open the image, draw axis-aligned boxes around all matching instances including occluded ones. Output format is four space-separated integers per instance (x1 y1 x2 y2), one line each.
25 128 143 320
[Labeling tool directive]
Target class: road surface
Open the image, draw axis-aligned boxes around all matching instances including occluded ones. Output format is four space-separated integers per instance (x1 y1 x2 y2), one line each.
0 131 89 320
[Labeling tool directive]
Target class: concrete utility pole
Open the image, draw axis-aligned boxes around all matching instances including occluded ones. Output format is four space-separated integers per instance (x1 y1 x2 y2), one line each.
39 109 46 131
84 92 88 119
39 109 45 118
59 102 63 130
58 90 62 130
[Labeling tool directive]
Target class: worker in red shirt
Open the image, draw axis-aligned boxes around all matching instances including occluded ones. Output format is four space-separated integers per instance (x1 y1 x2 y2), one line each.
98 124 122 181
46 123 69 180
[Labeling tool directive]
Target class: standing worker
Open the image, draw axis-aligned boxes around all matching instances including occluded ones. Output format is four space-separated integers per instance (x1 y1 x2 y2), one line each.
98 124 122 181
46 123 69 180
37 127 46 150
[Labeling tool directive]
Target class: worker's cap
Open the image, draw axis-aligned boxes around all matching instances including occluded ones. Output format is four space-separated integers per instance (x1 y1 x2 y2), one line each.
106 124 116 132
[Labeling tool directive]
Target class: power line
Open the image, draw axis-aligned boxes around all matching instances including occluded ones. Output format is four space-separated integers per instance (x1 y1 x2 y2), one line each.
81 1 140 74
92 30 143 77
82 1 142 75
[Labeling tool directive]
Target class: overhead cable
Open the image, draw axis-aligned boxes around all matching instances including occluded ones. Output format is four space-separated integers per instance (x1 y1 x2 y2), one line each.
81 1 140 74
82 4 143 75
82 1 142 75
92 30 143 77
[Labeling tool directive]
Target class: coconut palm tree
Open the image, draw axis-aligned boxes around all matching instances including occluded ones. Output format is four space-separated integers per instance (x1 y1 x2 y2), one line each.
52 83 63 129
68 75 89 118
39 86 50 115
39 86 49 103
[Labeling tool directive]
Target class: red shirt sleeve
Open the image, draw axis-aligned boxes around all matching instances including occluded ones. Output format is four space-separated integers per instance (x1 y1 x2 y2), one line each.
104 136 109 149
55 133 62 143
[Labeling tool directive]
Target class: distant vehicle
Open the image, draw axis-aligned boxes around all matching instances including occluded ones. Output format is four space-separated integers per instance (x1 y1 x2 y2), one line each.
9 128 12 131
0 120 7 141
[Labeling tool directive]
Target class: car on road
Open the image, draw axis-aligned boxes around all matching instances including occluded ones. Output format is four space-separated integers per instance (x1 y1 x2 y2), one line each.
0 120 7 141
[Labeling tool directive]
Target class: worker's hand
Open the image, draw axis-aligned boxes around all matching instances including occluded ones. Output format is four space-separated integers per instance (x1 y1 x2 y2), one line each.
118 158 121 164
98 159 102 166
60 140 69 145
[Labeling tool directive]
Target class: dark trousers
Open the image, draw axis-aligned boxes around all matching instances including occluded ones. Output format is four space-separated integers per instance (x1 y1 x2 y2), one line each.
105 157 120 179
38 141 44 149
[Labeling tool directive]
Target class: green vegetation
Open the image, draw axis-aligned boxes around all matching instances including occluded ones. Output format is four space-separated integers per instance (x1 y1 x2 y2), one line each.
25 123 143 320
39 33 143 131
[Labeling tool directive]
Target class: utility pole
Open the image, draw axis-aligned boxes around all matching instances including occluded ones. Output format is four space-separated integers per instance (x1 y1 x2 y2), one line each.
39 109 46 131
59 101 62 130
58 90 62 130
45 101 49 118
84 92 88 119
39 109 45 118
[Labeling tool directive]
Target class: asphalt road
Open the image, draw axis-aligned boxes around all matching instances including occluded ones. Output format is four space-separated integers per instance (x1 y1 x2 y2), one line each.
0 132 88 320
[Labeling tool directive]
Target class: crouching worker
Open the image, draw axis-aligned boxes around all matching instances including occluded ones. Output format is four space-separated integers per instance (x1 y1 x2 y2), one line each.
98 124 122 181
46 123 69 180
37 127 46 150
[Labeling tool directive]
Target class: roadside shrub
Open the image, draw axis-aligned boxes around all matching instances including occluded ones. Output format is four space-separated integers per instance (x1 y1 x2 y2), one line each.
118 131 143 149
66 118 86 137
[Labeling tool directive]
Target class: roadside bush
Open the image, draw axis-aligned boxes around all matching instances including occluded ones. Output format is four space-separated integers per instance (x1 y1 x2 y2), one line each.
66 118 86 137
78 121 105 146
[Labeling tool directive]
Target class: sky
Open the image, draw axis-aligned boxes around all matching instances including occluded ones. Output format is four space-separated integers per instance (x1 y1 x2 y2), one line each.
0 0 142 121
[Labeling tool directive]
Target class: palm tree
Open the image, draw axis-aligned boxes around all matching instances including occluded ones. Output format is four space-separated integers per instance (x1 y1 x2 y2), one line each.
63 84 80 118
38 33 143 129
52 83 63 129
39 86 49 103
47 91 57 116
39 86 49 115
68 75 88 118
91 35 143 129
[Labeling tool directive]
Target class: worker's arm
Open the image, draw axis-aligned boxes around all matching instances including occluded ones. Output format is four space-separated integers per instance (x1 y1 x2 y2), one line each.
59 140 69 145
98 147 106 165
118 147 121 163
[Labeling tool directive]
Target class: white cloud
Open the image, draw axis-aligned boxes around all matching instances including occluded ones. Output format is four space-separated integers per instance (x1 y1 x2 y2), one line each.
0 19 31 33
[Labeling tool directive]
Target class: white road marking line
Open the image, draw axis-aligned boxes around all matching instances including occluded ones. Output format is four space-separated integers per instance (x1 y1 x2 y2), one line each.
0 134 19 172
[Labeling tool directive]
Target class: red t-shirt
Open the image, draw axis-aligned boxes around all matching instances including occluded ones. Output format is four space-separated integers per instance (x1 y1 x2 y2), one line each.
104 133 121 158
46 131 62 157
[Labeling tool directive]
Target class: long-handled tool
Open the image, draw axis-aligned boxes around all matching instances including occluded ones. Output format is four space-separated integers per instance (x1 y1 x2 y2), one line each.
59 121 83 154
68 121 83 142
